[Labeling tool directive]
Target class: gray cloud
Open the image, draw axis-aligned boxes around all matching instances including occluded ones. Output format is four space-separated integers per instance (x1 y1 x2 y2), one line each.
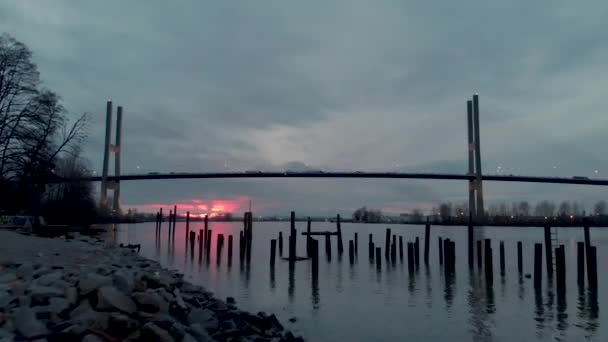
2 0 608 214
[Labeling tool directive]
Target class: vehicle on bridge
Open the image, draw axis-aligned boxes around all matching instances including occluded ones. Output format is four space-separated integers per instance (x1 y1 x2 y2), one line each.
572 176 590 180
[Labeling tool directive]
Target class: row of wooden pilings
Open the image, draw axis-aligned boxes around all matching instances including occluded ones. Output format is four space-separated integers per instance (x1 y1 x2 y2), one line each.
267 212 599 292
153 206 599 293
154 207 256 266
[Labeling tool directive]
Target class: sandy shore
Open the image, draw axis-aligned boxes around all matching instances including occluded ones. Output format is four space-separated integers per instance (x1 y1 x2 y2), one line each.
0 230 302 341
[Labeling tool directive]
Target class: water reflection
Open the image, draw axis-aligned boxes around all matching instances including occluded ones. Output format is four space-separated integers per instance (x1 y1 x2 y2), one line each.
468 270 493 341
288 262 295 303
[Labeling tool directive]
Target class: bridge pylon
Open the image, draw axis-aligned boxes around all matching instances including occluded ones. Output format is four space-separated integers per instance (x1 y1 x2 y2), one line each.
467 94 484 222
100 100 123 214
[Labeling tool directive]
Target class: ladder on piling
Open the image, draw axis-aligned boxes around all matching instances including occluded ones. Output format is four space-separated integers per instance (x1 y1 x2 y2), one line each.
550 227 559 269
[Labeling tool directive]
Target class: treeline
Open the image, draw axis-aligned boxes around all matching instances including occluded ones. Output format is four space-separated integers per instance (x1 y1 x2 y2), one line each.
426 200 608 226
0 33 94 226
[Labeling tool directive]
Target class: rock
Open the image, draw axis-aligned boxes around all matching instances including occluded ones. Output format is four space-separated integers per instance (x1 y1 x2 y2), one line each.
141 322 175 342
82 334 105 342
107 312 138 338
36 271 63 287
188 308 218 331
16 263 34 278
132 291 161 313
96 286 136 314
0 273 17 284
268 314 284 332
49 297 71 315
79 273 112 295
65 286 78 306
182 333 199 342
69 300 97 326
28 285 64 304
219 319 237 331
169 302 189 324
190 323 215 342
288 317 297 323
226 297 236 305
113 271 135 294
14 307 48 338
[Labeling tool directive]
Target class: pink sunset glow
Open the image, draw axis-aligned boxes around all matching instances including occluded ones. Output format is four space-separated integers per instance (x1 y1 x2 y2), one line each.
125 196 280 217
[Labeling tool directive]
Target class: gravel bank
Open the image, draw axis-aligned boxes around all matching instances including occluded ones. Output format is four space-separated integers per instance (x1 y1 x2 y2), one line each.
0 230 302 341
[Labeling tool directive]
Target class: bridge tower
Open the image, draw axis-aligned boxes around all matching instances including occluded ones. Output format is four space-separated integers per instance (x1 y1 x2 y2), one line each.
467 94 484 221
100 100 123 214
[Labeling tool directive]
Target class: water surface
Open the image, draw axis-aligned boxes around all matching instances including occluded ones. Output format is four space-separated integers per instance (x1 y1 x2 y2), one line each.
107 222 605 341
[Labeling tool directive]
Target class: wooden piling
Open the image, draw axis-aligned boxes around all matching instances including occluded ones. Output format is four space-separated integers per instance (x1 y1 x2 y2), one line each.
499 241 505 275
349 240 354 264
189 231 196 253
173 205 177 232
399 236 404 262
270 239 277 266
517 241 523 274
325 234 332 260
577 241 585 286
198 229 204 258
278 231 283 256
424 221 431 265
289 230 296 262
228 235 233 262
203 215 209 251
414 237 420 268
239 231 245 260
368 234 374 259
206 229 212 258
185 211 190 244
407 242 414 272
216 234 224 263
477 240 482 269
484 239 493 284
168 209 173 239
438 237 443 265
391 235 396 263
306 217 311 257
376 247 381 268
311 239 319 275
584 225 591 283
337 214 344 255
385 228 391 260
588 246 598 288
556 245 566 294
543 226 553 277
355 233 358 256
534 243 542 289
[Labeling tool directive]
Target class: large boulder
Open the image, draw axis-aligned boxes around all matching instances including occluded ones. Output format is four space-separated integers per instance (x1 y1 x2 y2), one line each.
113 270 135 294
188 308 219 331
132 291 162 313
79 273 112 295
96 286 136 314
141 322 175 342
14 306 48 338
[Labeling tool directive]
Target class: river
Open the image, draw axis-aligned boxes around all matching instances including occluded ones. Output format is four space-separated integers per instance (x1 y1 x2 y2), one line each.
105 221 606 341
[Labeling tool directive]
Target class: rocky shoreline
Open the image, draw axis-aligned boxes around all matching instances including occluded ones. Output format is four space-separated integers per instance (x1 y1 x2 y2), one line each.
0 230 303 341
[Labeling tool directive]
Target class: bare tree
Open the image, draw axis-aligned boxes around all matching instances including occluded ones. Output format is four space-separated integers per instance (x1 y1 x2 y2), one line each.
439 203 452 222
535 200 556 217
558 201 571 216
594 200 607 216
518 201 530 216
0 33 87 182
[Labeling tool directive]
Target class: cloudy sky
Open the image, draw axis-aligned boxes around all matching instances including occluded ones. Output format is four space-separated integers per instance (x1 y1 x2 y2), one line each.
2 1 608 216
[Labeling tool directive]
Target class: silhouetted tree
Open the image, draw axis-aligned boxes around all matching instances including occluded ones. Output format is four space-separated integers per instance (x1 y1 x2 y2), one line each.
438 203 452 222
594 200 606 216
518 201 530 216
0 33 88 216
535 200 556 217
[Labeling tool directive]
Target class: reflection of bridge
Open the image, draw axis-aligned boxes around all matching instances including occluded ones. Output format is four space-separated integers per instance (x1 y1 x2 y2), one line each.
76 172 608 186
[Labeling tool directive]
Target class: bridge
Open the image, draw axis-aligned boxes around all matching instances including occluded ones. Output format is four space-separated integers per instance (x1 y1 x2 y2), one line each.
74 172 608 186
93 95 605 216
